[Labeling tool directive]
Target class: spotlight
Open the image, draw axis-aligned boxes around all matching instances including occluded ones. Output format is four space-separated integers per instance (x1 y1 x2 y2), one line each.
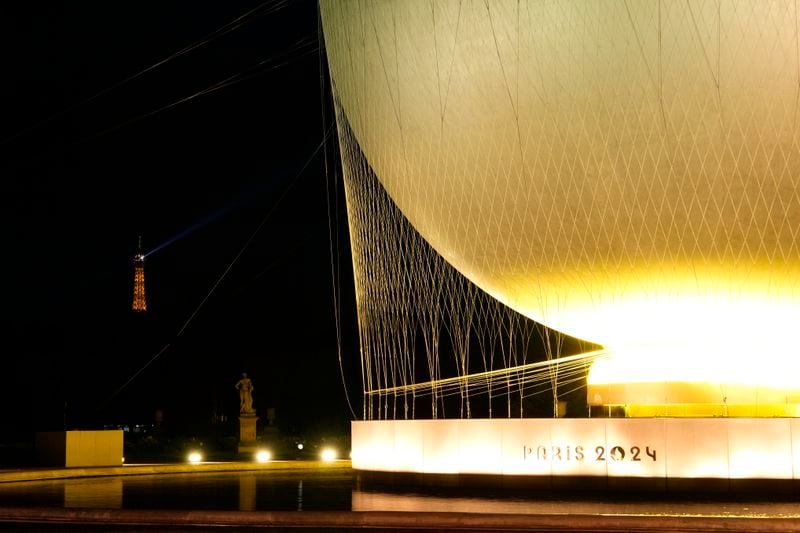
255 450 271 463
297 443 304 450
187 451 203 464
320 448 337 462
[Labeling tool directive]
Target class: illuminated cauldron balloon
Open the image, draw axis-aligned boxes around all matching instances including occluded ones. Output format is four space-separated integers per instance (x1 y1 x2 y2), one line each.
321 1 800 411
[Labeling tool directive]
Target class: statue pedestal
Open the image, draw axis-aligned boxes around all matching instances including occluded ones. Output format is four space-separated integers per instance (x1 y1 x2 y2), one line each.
238 413 259 454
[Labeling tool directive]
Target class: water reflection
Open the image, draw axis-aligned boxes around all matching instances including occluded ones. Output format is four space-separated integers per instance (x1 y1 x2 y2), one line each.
238 473 255 511
64 478 122 509
351 489 800 518
0 469 799 519
0 470 352 512
297 479 303 511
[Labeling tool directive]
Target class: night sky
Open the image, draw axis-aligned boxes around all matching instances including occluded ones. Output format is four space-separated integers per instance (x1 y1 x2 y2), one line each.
1 1 359 441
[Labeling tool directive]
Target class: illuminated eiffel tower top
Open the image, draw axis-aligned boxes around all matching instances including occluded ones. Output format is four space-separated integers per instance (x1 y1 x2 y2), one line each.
132 236 147 312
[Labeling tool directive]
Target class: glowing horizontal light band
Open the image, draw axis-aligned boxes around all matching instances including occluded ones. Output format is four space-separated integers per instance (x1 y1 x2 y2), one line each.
364 350 608 396
352 418 800 480
588 340 800 388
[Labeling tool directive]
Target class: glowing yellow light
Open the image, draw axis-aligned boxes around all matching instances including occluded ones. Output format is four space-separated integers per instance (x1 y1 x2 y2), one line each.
320 448 337 462
255 450 271 463
578 292 800 403
585 335 800 413
322 2 800 407
187 451 203 464
588 338 800 388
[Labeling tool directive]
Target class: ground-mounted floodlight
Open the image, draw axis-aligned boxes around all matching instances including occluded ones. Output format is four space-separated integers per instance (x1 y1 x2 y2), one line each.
255 450 271 463
187 451 203 464
320 448 337 462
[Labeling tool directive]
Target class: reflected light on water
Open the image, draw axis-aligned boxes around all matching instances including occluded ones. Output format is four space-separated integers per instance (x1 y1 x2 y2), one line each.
351 490 800 518
238 474 255 512
64 478 122 509
297 480 303 511
0 470 799 519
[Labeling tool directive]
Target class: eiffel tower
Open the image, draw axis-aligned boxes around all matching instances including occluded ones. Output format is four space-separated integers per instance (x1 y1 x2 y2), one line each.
132 236 147 312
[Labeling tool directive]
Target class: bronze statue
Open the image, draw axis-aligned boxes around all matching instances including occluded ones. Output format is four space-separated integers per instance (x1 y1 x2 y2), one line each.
235 373 255 414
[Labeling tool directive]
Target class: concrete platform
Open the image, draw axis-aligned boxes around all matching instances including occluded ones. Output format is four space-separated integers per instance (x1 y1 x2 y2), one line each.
352 418 800 487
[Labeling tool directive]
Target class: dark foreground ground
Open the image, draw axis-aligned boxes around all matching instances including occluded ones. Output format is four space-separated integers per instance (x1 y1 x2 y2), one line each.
1 507 799 532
